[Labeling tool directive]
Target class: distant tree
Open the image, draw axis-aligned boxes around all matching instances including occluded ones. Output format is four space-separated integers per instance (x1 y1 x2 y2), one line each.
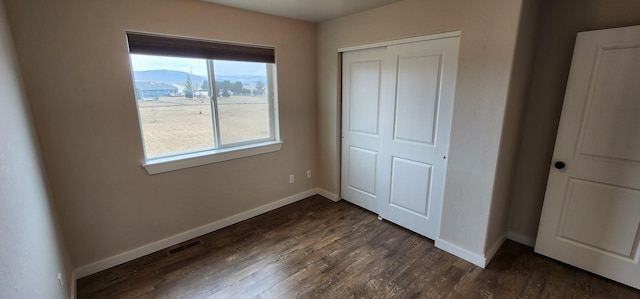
216 80 233 92
255 81 265 96
222 89 231 97
201 80 211 96
232 81 244 94
184 75 195 99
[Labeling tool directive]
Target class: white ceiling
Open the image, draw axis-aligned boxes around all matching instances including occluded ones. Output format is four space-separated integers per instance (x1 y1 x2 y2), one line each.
201 0 405 23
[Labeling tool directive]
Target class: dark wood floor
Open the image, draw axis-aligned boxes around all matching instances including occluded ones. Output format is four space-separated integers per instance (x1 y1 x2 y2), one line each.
77 195 640 298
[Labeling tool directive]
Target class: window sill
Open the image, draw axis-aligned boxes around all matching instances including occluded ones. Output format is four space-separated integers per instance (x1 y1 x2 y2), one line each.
142 141 283 175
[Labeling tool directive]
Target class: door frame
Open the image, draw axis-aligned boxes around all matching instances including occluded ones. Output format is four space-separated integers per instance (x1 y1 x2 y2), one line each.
338 31 461 53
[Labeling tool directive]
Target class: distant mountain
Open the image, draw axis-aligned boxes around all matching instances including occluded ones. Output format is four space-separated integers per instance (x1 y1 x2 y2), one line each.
133 70 268 89
133 70 207 86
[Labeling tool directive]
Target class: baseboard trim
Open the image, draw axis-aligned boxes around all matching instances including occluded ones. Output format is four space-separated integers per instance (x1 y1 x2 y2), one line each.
484 234 506 266
69 270 76 299
435 238 487 268
316 188 340 202
507 231 536 247
73 189 318 279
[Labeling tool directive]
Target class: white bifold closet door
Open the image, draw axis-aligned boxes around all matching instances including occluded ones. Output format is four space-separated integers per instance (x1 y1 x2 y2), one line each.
341 35 460 239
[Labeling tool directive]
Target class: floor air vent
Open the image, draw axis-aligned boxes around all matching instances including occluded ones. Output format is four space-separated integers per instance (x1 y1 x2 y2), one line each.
168 239 202 256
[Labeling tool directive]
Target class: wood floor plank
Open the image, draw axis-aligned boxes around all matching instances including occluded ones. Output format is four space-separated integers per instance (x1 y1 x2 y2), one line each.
165 201 368 298
253 214 386 298
299 223 408 297
213 208 379 298
77 195 640 299
326 230 431 298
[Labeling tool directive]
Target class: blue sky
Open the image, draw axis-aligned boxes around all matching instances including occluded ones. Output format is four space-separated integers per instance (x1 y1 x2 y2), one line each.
129 54 266 77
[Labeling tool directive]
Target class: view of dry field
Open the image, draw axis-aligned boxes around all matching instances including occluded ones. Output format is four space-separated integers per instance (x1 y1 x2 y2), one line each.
137 96 270 158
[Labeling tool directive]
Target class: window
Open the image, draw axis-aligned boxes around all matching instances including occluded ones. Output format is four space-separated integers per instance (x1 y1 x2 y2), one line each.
126 32 281 174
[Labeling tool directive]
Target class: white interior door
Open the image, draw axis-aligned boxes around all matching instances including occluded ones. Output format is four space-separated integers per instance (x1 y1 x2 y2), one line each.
341 47 386 212
341 35 459 240
535 25 640 289
378 38 459 238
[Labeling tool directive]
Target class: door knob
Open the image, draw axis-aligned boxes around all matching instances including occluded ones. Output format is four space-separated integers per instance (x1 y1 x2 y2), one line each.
554 161 566 169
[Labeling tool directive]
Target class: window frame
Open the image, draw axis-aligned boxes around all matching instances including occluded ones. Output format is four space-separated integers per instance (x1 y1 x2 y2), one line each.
126 32 282 175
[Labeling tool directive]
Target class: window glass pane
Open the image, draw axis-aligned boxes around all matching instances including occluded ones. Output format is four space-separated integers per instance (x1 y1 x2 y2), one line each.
213 60 271 145
130 54 215 158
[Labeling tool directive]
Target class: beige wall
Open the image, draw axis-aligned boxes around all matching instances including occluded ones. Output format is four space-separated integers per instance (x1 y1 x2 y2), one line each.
0 1 71 297
484 0 542 252
318 0 524 256
4 0 317 268
508 0 640 244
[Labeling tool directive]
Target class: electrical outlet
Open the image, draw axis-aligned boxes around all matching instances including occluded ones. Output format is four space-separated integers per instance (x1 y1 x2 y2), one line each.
58 273 64 294
307 170 311 179
289 174 295 184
